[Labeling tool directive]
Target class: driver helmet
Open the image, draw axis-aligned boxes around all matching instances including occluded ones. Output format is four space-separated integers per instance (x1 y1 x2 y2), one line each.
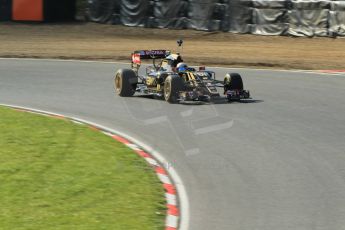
177 62 188 72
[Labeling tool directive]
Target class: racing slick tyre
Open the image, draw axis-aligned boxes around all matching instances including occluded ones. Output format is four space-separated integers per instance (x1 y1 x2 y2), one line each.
164 75 184 103
224 73 244 91
114 69 138 97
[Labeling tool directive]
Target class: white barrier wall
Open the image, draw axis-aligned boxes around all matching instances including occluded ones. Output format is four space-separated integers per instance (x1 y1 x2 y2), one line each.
86 0 345 37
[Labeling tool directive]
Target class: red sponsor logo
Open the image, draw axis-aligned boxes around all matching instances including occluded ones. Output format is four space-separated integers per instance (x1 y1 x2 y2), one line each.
132 53 141 64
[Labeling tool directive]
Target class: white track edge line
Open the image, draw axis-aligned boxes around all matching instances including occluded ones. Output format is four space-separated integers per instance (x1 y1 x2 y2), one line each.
1 57 344 76
0 103 190 230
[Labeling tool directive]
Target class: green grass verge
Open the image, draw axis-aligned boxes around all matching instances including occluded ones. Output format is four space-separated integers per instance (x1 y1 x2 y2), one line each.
0 106 165 230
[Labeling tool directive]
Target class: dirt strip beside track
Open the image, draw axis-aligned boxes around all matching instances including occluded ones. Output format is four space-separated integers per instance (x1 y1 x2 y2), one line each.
1 22 345 70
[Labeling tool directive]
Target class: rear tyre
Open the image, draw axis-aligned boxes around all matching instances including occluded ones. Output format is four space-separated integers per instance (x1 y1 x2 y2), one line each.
164 75 184 103
224 73 244 91
114 69 138 97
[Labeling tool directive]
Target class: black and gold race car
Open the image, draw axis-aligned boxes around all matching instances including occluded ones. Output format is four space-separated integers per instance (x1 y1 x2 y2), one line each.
114 49 250 103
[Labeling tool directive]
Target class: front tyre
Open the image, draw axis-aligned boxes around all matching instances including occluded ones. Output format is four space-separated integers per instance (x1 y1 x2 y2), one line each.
114 69 138 97
224 73 244 102
224 73 244 91
164 75 184 103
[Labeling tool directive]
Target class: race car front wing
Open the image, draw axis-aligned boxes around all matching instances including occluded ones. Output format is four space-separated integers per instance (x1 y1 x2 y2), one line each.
226 90 251 101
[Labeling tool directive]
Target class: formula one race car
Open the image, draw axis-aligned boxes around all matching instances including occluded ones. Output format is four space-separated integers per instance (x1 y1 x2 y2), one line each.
114 45 250 103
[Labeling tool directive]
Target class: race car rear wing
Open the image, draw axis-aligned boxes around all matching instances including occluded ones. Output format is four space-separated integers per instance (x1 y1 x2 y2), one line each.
132 50 170 64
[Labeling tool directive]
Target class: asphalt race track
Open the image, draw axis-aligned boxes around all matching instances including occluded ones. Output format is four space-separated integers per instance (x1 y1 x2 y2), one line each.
1 59 345 230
